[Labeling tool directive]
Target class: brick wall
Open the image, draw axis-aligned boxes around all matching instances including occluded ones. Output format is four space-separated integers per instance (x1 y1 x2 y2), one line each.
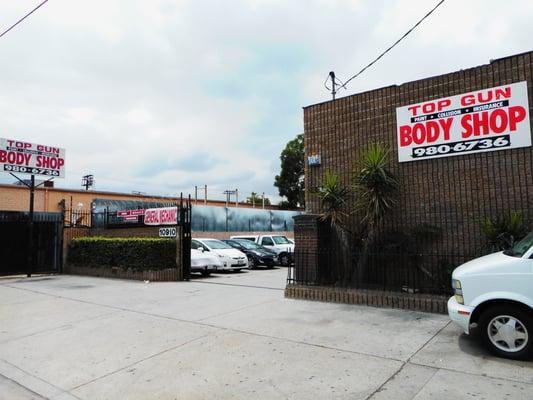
304 51 533 257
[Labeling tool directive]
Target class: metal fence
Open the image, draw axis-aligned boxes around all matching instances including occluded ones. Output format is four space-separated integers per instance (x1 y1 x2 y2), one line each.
286 247 474 296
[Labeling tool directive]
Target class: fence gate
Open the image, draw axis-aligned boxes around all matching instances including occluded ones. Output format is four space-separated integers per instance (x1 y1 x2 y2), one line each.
0 211 63 276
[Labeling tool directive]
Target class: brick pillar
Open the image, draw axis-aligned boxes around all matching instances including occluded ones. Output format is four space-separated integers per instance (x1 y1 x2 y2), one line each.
293 214 332 284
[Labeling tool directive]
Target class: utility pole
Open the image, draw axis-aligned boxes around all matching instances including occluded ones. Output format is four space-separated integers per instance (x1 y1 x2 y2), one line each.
262 192 265 209
28 174 35 277
194 185 208 205
223 189 238 208
81 174 94 190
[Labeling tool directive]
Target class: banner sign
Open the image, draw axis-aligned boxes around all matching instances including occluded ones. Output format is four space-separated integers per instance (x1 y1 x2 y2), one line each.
117 209 145 221
0 138 66 177
396 81 531 162
144 207 178 226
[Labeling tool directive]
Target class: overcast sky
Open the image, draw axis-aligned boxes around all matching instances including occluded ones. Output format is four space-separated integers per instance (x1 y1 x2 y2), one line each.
0 0 532 201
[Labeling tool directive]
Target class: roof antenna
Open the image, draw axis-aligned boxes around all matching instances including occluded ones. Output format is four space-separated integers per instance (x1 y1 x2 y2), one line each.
329 71 337 100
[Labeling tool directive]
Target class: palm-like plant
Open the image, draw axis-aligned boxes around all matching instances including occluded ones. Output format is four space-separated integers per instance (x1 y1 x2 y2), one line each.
353 142 398 282
315 171 351 285
315 171 350 227
354 142 399 229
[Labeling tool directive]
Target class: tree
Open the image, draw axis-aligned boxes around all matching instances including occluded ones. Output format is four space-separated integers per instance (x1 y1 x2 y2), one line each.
246 192 271 207
274 134 305 208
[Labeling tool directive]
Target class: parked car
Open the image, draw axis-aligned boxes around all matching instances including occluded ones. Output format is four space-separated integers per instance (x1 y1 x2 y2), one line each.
229 235 294 266
192 238 248 271
222 239 278 269
448 231 533 360
190 248 221 276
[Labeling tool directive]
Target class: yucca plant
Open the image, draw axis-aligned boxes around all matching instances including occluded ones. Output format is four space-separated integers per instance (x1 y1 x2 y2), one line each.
354 142 399 228
353 142 399 282
314 171 352 285
315 171 351 227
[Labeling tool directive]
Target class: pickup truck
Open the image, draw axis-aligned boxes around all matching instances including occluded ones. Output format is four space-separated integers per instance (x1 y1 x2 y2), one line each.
448 231 533 360
230 234 294 266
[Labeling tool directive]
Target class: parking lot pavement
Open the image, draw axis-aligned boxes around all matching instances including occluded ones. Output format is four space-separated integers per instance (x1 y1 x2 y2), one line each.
1 270 531 399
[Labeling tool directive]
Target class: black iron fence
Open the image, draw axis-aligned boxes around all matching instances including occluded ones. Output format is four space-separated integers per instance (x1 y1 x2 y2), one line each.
286 248 470 296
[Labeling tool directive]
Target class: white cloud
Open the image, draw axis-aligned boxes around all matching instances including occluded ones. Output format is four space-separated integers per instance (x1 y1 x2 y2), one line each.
0 0 532 202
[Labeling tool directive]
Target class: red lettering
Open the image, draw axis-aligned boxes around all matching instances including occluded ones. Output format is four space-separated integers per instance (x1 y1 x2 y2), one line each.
407 105 421 116
461 94 476 106
461 115 473 138
472 112 490 136
425 121 440 143
462 107 527 138
437 99 451 111
399 125 412 146
0 151 31 165
412 123 426 145
495 87 511 100
478 91 493 103
490 109 508 134
508 106 526 131
438 118 453 141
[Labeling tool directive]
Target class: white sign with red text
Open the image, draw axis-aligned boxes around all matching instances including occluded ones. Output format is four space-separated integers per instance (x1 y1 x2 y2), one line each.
0 138 66 177
396 81 531 162
144 207 178 226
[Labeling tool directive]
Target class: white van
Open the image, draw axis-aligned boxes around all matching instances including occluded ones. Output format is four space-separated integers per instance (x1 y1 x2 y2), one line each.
229 234 294 266
448 231 533 360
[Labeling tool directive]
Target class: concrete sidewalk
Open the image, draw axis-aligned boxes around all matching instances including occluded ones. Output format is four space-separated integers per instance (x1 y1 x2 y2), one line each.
0 269 531 399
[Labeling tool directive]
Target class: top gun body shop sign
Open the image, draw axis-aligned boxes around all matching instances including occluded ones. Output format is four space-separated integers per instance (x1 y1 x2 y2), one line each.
0 138 66 177
396 81 532 162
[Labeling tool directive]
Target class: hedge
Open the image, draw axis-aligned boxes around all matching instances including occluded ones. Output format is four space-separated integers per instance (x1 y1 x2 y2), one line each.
67 237 176 271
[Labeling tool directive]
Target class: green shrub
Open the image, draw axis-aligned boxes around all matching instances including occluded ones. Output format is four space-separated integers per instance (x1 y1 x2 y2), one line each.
67 237 176 271
481 211 529 252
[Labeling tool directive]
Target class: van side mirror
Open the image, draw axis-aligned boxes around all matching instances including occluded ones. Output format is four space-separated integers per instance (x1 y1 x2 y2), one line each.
198 247 205 252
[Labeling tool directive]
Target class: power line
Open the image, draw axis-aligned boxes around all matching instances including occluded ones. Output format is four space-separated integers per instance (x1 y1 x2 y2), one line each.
337 0 446 92
0 0 49 40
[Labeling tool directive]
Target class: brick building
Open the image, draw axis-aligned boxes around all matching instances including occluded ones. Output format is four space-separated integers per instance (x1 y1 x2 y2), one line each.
302 51 533 257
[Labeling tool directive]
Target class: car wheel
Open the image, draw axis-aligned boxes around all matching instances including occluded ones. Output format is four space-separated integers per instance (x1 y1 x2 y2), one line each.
279 253 290 266
201 271 211 277
478 305 533 360
247 256 256 269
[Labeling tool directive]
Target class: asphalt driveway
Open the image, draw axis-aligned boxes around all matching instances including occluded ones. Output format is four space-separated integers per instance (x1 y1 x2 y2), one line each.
0 268 531 399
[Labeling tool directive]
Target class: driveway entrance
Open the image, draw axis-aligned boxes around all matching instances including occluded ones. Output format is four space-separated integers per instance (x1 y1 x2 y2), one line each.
0 270 531 399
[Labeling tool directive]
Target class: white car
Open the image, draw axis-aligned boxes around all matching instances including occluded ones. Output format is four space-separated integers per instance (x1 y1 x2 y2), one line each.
230 235 294 266
448 231 533 360
191 248 221 276
192 238 248 271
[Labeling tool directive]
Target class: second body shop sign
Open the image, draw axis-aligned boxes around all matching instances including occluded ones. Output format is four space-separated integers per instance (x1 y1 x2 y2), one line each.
396 81 531 162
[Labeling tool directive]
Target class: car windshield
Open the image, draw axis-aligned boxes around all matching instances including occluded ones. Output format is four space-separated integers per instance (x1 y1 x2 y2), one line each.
235 240 262 250
504 231 533 258
203 240 233 250
272 236 290 244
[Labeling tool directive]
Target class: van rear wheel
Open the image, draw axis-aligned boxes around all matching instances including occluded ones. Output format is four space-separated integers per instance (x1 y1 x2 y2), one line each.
478 305 533 360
